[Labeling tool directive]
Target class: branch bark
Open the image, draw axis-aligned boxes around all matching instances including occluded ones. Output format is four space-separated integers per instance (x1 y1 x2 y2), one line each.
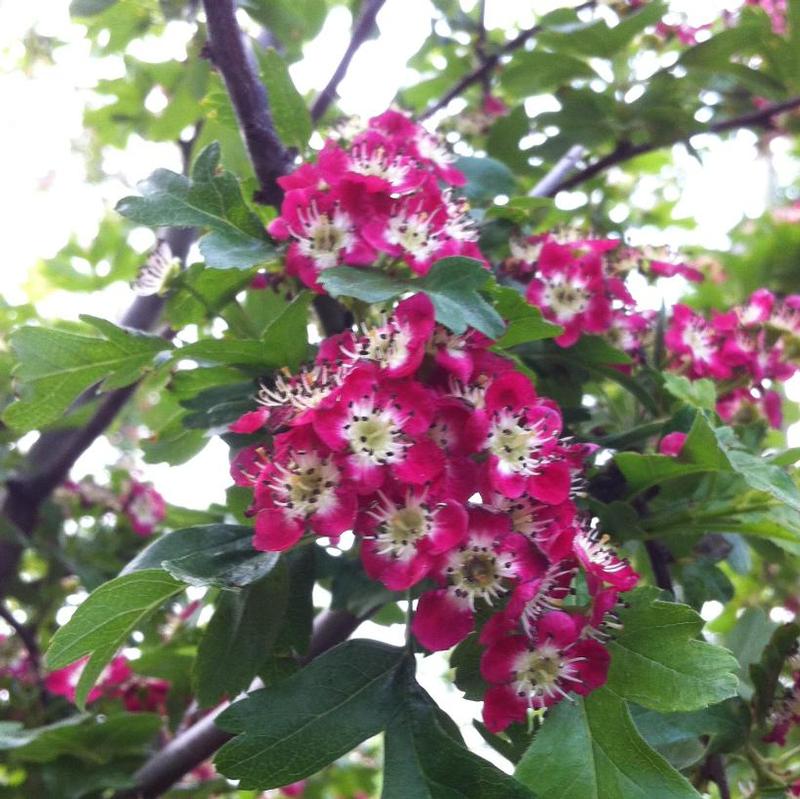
114 609 365 798
549 95 800 195
310 0 387 123
202 0 293 207
418 0 596 121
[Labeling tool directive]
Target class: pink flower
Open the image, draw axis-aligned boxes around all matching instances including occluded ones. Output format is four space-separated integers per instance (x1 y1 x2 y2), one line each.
649 259 704 282
229 407 270 434
279 780 307 797
411 508 541 651
124 481 166 537
480 611 610 732
573 528 639 592
250 428 357 551
357 488 468 590
658 432 687 457
466 372 568 503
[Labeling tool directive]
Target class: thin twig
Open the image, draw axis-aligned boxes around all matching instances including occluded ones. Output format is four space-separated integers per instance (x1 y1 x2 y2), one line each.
530 144 586 198
418 0 597 121
549 95 800 195
310 0 387 122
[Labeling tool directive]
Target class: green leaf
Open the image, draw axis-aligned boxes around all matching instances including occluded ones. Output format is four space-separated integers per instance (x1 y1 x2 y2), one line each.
45 570 183 709
70 0 118 15
630 700 750 769
456 156 517 203
615 413 731 495
537 2 667 58
419 258 505 337
116 142 273 269
662 374 716 411
0 713 162 764
383 684 534 799
178 338 273 368
194 563 290 707
751 622 800 723
319 258 505 338
713 426 800 513
3 317 169 433
259 48 312 150
260 290 312 371
725 607 776 700
215 640 408 789
122 524 279 590
318 267 408 303
515 687 701 799
490 284 562 347
606 587 739 713
501 50 595 98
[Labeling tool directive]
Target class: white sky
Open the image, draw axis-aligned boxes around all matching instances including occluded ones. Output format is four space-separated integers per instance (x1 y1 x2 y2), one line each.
1 0 799 766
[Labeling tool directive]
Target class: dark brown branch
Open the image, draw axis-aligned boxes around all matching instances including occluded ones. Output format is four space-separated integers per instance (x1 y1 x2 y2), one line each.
115 609 365 798
418 0 596 121
310 0 387 123
644 539 674 594
550 95 800 195
700 752 731 799
202 0 293 207
0 601 39 671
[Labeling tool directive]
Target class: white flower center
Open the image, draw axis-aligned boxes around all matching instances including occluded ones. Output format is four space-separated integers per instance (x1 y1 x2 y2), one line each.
682 323 715 363
370 495 431 561
295 203 354 270
349 143 410 188
542 277 589 321
488 410 551 476
512 643 578 703
272 453 340 518
343 402 405 464
387 213 438 258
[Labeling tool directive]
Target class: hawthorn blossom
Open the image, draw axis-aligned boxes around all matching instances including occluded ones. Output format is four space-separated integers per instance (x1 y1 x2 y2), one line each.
124 480 166 537
480 611 610 732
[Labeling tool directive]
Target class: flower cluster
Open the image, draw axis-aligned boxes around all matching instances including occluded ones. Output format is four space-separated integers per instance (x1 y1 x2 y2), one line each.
501 230 663 352
267 110 483 291
230 294 638 732
502 228 800 429
56 476 166 537
665 290 800 428
45 654 169 712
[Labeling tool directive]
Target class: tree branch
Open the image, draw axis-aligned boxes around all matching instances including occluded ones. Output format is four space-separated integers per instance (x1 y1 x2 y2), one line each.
310 0 387 123
0 601 40 672
418 0 596 121
549 95 800 195
530 144 586 198
202 0 293 207
115 609 365 798
0 225 195 595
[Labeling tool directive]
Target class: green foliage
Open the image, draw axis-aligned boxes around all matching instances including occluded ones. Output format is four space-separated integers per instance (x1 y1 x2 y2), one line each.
320 258 510 338
259 48 312 149
45 570 184 708
123 523 279 589
116 142 274 269
215 641 409 789
0 713 162 764
383 683 534 799
3 316 169 433
606 587 739 712
194 562 289 706
750 622 800 723
516 687 701 799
